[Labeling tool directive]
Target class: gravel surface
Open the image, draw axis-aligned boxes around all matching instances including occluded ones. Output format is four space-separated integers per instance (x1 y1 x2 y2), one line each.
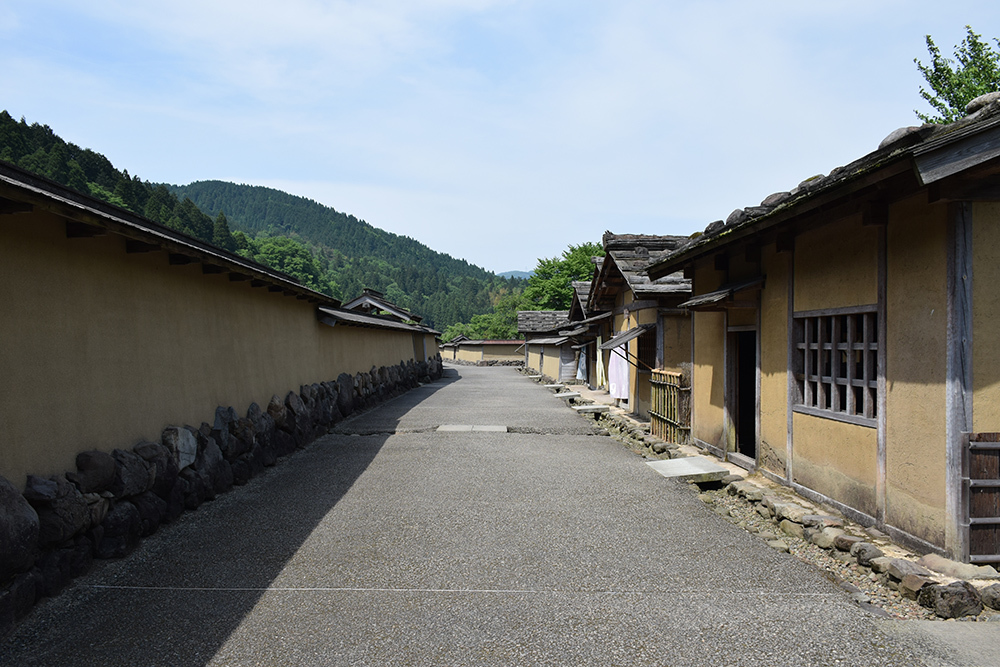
694 484 937 620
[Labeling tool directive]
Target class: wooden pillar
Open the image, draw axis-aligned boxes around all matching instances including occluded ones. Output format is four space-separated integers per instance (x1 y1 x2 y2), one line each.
946 201 973 561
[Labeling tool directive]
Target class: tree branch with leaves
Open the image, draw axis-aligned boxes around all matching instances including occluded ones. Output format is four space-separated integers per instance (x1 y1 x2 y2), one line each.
915 25 1000 124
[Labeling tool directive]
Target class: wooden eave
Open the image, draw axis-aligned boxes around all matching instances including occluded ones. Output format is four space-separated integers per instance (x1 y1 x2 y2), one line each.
646 155 918 281
0 163 341 308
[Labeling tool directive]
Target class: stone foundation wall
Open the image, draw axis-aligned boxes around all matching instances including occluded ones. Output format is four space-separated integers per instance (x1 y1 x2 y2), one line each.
0 355 442 634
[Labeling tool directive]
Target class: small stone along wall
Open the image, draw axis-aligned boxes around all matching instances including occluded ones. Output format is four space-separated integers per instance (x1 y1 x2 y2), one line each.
0 356 442 634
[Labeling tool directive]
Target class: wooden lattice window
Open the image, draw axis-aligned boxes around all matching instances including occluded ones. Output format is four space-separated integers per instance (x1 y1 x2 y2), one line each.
792 307 878 427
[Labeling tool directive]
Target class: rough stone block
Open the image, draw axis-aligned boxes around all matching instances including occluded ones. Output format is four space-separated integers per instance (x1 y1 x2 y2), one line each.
868 557 893 574
780 519 804 539
917 553 1000 580
810 527 845 550
773 502 810 524
918 580 984 619
834 534 863 552
66 450 116 494
801 514 843 529
162 426 198 471
981 583 1000 610
886 558 933 581
850 542 884 567
899 574 935 600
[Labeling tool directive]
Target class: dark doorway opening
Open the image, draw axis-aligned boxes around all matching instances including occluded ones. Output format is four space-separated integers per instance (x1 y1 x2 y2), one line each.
735 330 757 459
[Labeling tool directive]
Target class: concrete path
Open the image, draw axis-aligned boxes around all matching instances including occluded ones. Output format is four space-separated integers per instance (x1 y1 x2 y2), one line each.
0 366 993 666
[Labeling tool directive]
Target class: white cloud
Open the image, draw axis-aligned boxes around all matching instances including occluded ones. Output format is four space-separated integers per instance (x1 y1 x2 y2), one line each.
4 0 1000 274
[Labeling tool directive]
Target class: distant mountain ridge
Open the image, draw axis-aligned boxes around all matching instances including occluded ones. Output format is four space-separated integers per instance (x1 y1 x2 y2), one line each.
169 180 523 328
0 110 522 329
498 270 532 279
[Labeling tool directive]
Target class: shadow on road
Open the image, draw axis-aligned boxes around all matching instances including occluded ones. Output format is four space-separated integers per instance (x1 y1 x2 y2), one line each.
0 372 460 667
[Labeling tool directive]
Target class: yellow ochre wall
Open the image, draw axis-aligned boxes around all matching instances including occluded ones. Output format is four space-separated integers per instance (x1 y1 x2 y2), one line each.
456 346 482 363
527 347 543 373
692 263 726 449
540 345 563 380
885 195 948 546
973 202 1000 432
661 314 691 374
632 300 658 417
482 344 523 362
795 214 877 312
0 211 426 484
791 215 880 515
759 244 789 476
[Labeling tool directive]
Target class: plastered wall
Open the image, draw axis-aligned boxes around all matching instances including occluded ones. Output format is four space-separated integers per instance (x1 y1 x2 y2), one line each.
885 195 948 545
456 346 482 363
482 344 522 361
0 211 425 483
527 347 543 372
692 262 726 449
790 215 880 515
759 245 789 476
792 412 878 516
794 214 877 311
973 202 1000 431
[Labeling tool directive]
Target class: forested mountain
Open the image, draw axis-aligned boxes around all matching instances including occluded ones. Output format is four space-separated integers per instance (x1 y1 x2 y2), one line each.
0 110 522 329
171 180 519 328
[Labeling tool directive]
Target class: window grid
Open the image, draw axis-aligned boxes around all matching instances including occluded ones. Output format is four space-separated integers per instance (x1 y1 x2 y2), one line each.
794 310 878 421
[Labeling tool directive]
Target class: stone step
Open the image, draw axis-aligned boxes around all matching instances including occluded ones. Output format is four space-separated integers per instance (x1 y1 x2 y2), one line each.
555 392 581 400
645 456 729 483
543 384 565 391
572 404 610 414
525 375 542 380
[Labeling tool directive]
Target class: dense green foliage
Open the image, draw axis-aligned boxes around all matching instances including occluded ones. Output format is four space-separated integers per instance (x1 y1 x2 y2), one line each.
521 242 604 311
0 110 240 251
0 111 522 328
915 26 1000 124
172 181 523 328
441 242 604 341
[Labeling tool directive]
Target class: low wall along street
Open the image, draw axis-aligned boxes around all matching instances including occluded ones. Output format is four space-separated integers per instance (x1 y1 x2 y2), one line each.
0 162 442 632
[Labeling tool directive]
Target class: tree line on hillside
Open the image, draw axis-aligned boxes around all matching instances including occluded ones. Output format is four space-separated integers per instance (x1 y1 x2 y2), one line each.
441 242 604 341
0 111 520 329
172 180 523 328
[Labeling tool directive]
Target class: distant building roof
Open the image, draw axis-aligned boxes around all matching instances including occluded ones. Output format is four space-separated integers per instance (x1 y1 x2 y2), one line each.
342 288 422 323
317 306 439 335
589 233 691 310
517 310 570 334
569 280 592 320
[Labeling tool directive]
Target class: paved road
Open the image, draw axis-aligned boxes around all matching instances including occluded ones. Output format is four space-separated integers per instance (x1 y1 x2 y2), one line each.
0 366 993 666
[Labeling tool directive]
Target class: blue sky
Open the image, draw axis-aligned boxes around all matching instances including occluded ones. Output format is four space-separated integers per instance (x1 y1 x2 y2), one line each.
2 2 999 273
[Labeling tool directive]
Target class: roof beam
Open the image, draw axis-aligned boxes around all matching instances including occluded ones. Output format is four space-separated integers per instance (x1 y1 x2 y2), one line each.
65 221 106 238
0 198 32 215
125 240 159 253
168 253 195 265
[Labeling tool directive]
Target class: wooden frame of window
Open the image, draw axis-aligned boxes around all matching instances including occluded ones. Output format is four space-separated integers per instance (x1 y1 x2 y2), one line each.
792 305 878 428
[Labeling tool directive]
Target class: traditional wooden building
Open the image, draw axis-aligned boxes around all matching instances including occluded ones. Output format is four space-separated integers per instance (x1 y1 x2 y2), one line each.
588 233 691 418
646 94 1000 563
517 310 576 381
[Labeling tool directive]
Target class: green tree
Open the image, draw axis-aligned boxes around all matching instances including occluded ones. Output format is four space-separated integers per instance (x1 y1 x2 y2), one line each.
915 25 1000 123
212 212 238 252
253 236 333 296
521 242 604 310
